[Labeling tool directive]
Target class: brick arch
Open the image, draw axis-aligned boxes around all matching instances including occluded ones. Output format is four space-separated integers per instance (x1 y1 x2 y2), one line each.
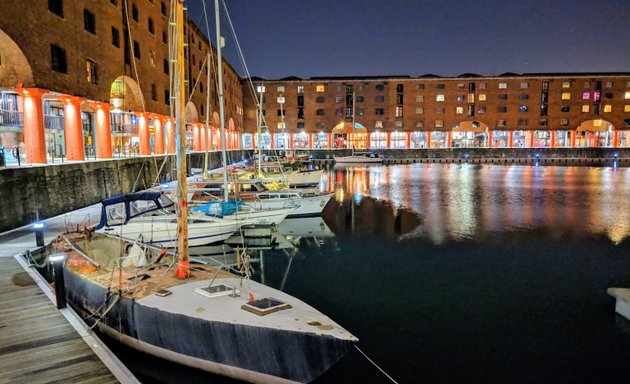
0 28 34 87
576 118 615 131
212 111 220 126
185 101 198 123
109 76 144 111
452 120 490 132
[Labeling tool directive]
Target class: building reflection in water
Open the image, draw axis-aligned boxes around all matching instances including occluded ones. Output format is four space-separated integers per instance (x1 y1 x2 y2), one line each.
326 163 630 244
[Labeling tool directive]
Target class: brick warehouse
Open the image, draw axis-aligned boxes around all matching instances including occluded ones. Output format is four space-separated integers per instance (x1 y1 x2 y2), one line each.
0 1 629 165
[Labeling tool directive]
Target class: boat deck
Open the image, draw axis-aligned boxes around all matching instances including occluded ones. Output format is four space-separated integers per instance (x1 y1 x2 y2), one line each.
0 257 119 384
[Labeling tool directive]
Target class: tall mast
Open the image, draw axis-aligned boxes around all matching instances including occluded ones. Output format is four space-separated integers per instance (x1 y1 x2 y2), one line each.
351 90 355 155
216 0 229 202
203 52 211 177
257 86 264 176
173 0 189 278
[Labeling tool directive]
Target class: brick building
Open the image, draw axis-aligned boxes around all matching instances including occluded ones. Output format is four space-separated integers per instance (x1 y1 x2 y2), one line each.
0 0 242 164
242 74 630 150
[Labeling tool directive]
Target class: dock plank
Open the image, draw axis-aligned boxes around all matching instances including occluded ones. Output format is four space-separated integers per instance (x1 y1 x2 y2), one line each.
0 257 118 384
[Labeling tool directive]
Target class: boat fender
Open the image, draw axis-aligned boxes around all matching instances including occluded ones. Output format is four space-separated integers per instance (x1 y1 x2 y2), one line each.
248 291 255 302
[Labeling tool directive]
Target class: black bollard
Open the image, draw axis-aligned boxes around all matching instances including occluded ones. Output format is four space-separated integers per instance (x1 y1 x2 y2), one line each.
34 222 45 246
50 254 67 309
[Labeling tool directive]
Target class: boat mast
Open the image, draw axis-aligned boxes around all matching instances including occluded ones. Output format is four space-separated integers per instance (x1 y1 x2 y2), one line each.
203 51 211 177
173 0 189 278
351 89 355 156
216 0 229 203
257 85 264 176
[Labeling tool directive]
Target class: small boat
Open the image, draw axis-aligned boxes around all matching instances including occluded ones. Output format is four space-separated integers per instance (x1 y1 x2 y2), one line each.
334 152 383 164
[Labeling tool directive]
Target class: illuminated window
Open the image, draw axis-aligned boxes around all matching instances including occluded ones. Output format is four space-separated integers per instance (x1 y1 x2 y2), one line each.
435 120 443 128
396 106 403 117
562 81 571 88
416 95 424 102
624 91 630 99
520 82 528 89
499 82 507 89
467 94 475 103
86 60 97 83
457 83 465 90
395 121 403 128
436 94 444 102
582 105 589 113
415 107 424 114
496 120 506 127
605 81 613 88
415 121 424 128
478 94 486 101
276 86 285 92
297 86 304 93
479 82 487 90
561 93 571 100
604 105 612 113
316 85 325 92
560 119 569 126
335 96 342 103
624 105 630 112
456 95 465 102
519 105 528 112
582 92 590 100
456 106 464 114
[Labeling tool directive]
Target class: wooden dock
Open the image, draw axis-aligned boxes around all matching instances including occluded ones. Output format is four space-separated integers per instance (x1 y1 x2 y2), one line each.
0 256 120 384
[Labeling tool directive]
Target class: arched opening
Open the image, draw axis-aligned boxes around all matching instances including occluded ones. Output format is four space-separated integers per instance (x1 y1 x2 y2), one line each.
0 29 35 87
452 120 490 148
109 76 144 156
576 119 616 147
110 76 143 111
332 122 367 149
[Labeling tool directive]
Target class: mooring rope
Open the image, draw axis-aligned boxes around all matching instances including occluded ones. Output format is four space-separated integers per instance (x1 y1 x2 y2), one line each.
354 345 399 384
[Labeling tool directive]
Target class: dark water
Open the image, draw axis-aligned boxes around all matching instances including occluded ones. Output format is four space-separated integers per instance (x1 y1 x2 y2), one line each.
105 164 630 384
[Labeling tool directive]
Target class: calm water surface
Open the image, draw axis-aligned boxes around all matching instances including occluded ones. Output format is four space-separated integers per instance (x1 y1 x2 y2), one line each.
107 164 630 384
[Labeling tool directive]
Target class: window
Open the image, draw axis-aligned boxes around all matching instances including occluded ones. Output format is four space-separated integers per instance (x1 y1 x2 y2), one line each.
162 30 167 44
436 107 444 114
396 106 403 117
150 50 156 67
297 86 304 93
520 93 529 100
276 86 285 92
49 0 63 17
164 89 170 105
335 96 342 103
356 96 364 103
161 1 166 16
467 94 475 103
200 104 204 116
297 95 304 107
540 104 548 116
163 59 169 74
132 3 139 21
498 94 507 100
605 81 613 88
604 105 612 113
594 91 601 102
316 122 325 129
539 119 548 126
468 83 476 92
86 60 97 83
479 82 487 90
605 93 613 99
297 108 304 119
582 105 590 113
436 94 444 102
316 85 325 92
560 119 568 126
395 121 403 128
561 92 571 100
456 106 464 114
498 82 507 89
276 109 285 116
396 84 404 92
415 121 424 128
625 91 630 100
478 94 486 101
456 95 465 102
375 95 384 103
148 17 154 34
151 84 157 101
436 83 445 89
520 82 528 89
624 105 630 112
584 81 590 88
542 81 549 91
496 120 506 127
297 122 305 129
50 44 67 73
417 84 425 90
435 120 443 128
133 40 141 59
415 107 424 114
497 106 507 113
335 85 342 92
110 0 117 4
582 92 590 100
356 108 364 116
335 109 343 116
396 94 404 104
84 9 96 34
561 105 570 112
562 81 571 88
416 95 424 102
346 85 353 93
519 105 528 112
478 106 486 113
375 108 384 115
625 119 630 126
457 83 465 90
518 119 528 126
315 96 324 103
112 27 120 47
375 84 385 91
357 85 365 91
316 109 324 116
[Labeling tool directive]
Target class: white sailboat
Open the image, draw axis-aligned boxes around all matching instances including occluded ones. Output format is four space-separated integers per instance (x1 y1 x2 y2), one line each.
40 3 358 384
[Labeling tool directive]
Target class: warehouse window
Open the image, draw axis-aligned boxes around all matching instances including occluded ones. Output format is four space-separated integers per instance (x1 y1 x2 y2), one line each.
49 0 63 17
50 44 67 73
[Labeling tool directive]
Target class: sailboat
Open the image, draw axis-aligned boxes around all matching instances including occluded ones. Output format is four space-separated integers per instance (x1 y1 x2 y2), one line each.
36 1 357 383
333 92 383 164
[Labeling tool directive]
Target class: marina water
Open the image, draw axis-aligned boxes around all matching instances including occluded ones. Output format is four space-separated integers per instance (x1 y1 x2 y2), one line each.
105 163 630 383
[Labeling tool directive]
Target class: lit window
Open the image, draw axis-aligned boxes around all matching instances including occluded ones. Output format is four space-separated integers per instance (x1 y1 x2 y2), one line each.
479 82 487 90
457 83 465 90
478 94 486 101
395 121 403 128
594 91 601 101
415 107 424 114
520 82 528 89
415 121 424 128
467 94 475 103
624 91 630 99
435 120 443 128
277 86 285 92
605 81 613 88
604 105 612 113
86 60 97 84
582 105 589 113
436 94 444 102
416 95 424 102
316 85 325 92
561 93 571 100
456 106 464 114
582 92 590 100
396 106 403 117
560 119 569 126
562 81 571 88
297 86 304 93
456 95 465 102
519 105 528 112
624 105 630 112
496 120 506 127
498 82 507 89
335 96 342 103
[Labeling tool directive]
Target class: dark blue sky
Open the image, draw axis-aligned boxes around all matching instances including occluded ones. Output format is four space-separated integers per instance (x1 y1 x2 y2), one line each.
187 0 629 79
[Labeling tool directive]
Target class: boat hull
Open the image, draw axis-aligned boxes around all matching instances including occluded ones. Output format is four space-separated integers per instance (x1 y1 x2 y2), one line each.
333 156 383 163
251 193 333 217
63 269 354 384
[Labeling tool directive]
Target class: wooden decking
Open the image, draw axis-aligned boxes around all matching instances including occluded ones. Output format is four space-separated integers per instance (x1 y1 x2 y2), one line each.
0 257 119 384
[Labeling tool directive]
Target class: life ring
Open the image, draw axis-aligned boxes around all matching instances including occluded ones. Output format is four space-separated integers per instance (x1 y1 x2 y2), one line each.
11 146 18 159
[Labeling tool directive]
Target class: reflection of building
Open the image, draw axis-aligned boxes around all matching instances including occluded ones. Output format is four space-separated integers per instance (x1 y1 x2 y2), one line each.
0 0 243 164
243 74 630 150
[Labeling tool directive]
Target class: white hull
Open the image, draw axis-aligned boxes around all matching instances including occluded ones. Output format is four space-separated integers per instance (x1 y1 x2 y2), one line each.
334 155 383 163
198 206 294 226
259 169 323 186
252 193 333 217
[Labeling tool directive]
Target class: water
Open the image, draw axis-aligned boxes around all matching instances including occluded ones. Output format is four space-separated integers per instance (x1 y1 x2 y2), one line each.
105 163 630 383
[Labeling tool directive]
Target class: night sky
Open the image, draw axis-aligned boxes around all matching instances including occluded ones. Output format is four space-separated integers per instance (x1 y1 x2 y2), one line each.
186 0 630 80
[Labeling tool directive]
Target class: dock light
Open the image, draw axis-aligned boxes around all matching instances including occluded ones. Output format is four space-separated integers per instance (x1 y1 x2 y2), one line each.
535 153 540 158
49 253 67 309
34 222 45 246
614 153 618 158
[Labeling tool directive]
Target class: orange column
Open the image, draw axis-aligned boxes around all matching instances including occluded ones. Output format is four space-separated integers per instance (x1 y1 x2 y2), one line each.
63 96 86 161
289 133 294 150
527 131 534 148
137 113 151 155
192 124 200 151
270 133 275 149
613 130 619 148
426 132 432 149
94 102 113 159
154 116 165 155
200 124 207 151
406 132 411 149
570 131 576 148
19 88 47 164
386 132 391 149
487 131 493 148
550 131 555 148
165 119 175 153
508 131 514 148
446 131 451 148
308 133 313 149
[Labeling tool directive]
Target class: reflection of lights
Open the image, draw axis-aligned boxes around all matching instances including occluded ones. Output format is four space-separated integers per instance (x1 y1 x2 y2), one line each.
353 194 362 205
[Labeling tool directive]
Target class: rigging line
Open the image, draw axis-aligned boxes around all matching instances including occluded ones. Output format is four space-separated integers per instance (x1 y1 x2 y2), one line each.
122 0 146 114
187 55 208 104
354 345 399 384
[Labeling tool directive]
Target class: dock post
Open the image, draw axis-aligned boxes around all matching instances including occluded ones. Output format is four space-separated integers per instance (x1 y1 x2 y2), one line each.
50 254 67 309
34 222 45 246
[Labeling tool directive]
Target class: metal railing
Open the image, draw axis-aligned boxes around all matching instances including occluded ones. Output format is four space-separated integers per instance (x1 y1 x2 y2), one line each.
0 109 24 128
44 115 64 130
